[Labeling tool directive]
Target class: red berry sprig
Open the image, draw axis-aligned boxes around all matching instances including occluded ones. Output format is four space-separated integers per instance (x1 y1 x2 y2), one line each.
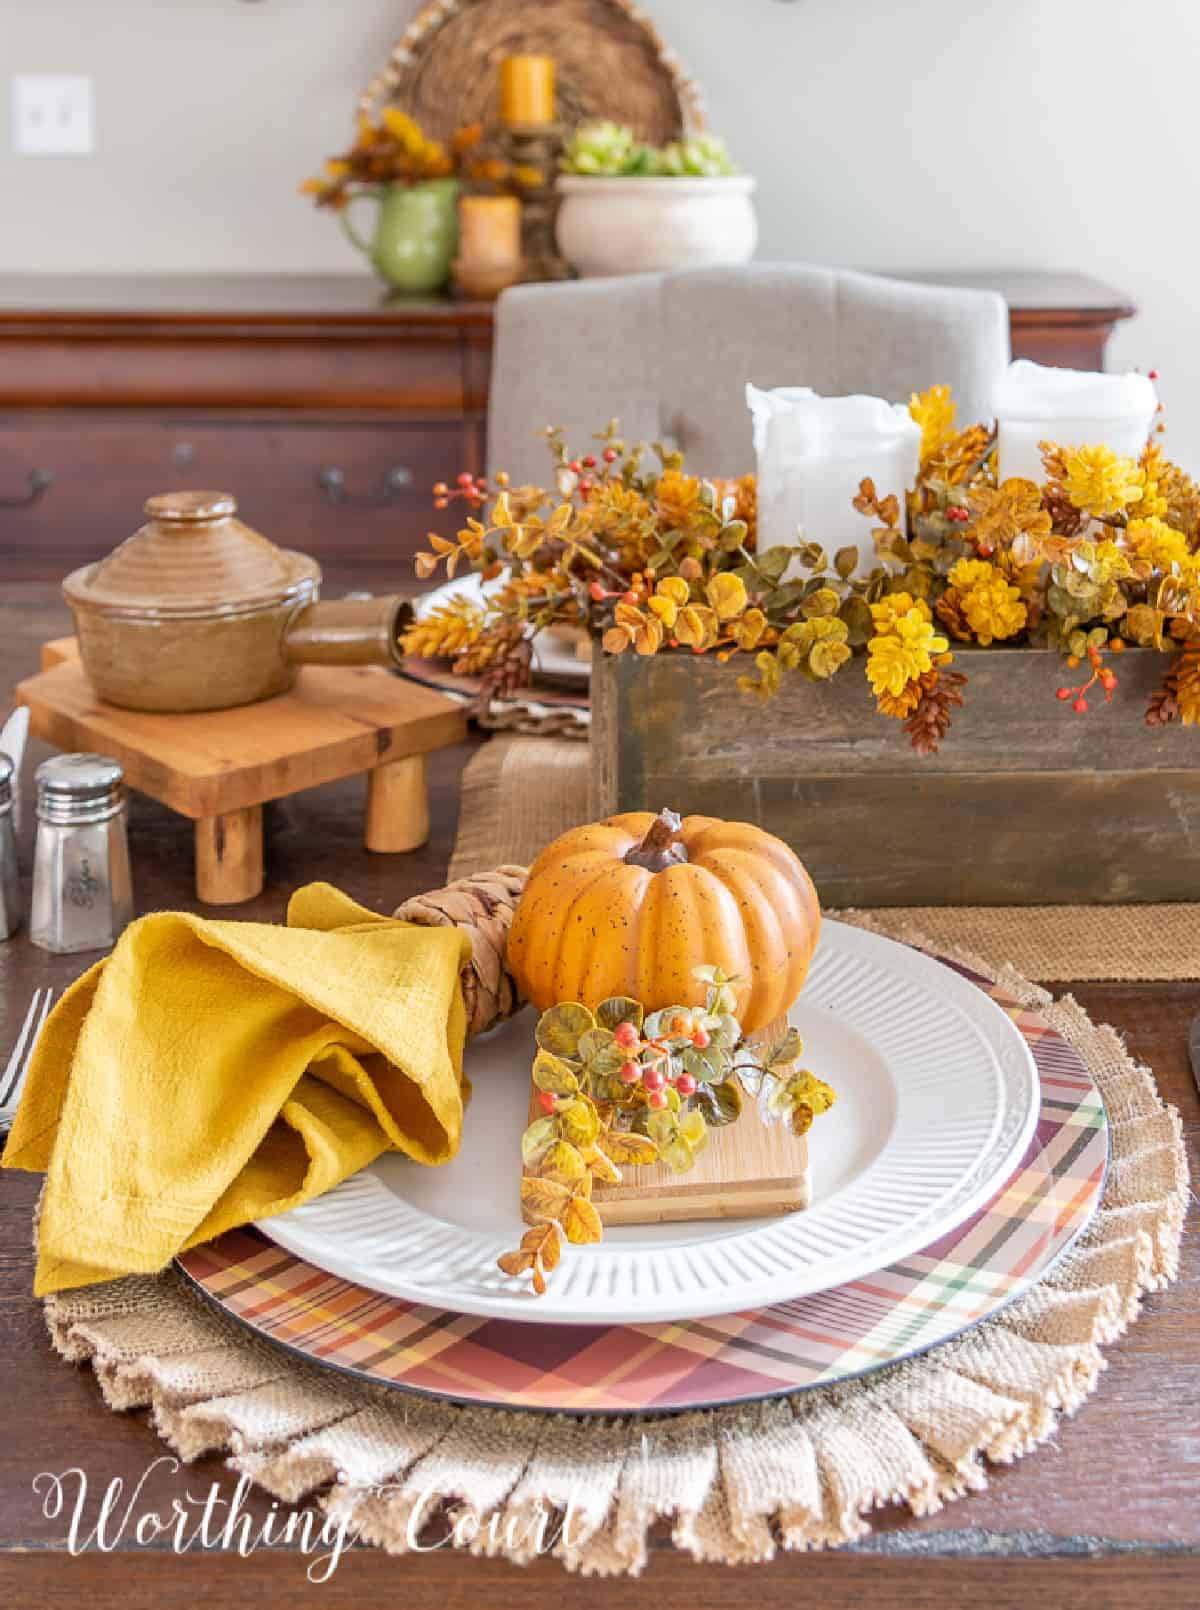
1057 642 1120 714
431 468 509 511
603 1010 715 1111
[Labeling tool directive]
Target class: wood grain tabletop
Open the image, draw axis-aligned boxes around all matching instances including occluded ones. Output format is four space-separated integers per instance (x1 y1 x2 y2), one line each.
0 584 1196 1608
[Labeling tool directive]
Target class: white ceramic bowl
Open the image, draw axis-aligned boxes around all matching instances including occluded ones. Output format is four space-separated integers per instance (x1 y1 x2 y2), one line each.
555 174 758 278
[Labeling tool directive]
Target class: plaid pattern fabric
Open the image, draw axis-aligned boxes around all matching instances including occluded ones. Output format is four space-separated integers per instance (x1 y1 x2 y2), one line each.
179 969 1107 1415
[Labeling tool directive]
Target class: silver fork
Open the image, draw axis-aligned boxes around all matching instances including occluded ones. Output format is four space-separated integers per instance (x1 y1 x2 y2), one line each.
0 987 54 1137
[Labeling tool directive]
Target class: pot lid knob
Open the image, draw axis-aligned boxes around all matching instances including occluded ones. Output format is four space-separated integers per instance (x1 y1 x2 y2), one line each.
143 490 237 523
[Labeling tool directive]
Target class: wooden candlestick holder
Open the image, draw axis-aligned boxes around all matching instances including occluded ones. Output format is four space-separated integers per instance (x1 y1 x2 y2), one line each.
502 123 570 282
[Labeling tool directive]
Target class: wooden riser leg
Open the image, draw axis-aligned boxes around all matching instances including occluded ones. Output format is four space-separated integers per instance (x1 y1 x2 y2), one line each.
196 805 264 904
365 754 430 852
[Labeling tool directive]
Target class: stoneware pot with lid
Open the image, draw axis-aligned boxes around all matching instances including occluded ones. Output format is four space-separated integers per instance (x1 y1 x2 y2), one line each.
62 491 411 713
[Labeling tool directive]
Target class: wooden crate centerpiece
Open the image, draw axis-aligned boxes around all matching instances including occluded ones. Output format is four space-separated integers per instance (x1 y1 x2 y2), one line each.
590 644 1198 907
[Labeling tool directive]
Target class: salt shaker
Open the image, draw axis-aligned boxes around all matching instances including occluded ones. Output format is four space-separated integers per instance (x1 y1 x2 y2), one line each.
0 752 19 940
30 754 134 954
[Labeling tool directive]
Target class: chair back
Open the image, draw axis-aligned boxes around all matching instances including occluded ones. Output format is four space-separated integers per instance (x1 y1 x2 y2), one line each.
488 264 1009 482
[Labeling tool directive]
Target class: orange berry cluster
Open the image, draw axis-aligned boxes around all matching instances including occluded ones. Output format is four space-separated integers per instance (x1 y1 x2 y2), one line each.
1056 641 1121 714
534 1012 707 1115
432 468 509 511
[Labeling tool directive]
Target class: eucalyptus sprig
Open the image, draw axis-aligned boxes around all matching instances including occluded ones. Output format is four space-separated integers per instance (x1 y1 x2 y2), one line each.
498 967 835 1296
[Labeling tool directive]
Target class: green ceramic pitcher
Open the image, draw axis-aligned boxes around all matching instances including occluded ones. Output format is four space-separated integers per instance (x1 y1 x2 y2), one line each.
340 178 460 293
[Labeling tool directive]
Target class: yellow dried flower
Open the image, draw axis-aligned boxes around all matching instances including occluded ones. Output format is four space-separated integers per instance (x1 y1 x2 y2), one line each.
961 573 1026 645
947 558 992 592
945 557 1026 645
909 385 956 465
585 479 653 544
1125 516 1191 571
1133 444 1169 521
1063 445 1144 518
870 592 931 633
866 610 949 698
655 470 703 530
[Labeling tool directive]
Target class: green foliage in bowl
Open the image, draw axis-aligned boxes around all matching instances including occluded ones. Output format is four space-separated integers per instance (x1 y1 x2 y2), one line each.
561 122 738 178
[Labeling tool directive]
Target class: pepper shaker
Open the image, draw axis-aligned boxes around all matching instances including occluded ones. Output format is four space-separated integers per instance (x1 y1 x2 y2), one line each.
30 754 134 954
0 752 19 940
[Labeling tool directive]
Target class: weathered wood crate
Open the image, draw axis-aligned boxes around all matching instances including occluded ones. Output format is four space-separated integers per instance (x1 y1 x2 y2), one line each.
590 646 1200 906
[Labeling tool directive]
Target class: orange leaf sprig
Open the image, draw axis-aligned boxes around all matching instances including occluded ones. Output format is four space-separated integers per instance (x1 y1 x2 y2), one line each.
403 390 1200 751
302 114 509 209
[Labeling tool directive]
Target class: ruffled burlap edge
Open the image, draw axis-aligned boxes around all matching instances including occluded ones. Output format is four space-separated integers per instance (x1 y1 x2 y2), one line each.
41 924 1187 1575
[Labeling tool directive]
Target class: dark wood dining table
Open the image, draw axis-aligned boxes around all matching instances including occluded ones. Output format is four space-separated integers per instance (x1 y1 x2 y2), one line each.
1 582 1196 1608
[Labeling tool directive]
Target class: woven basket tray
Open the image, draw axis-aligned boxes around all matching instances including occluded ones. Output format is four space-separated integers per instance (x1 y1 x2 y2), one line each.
359 0 704 143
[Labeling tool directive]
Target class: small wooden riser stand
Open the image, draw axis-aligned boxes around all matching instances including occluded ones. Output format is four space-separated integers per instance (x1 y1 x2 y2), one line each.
365 755 430 853
195 806 264 906
522 1017 811 1228
19 639 467 905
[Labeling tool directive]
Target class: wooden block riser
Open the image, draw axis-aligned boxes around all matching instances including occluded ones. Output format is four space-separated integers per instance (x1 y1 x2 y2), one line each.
522 1016 810 1229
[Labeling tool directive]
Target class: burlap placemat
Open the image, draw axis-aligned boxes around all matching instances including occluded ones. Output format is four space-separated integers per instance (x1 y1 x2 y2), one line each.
42 922 1186 1572
448 735 1200 981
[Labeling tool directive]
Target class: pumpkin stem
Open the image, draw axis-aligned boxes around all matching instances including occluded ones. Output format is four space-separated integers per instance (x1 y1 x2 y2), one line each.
624 808 689 872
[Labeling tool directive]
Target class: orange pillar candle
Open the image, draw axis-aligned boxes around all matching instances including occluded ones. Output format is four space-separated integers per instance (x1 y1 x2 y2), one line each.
499 55 555 127
459 196 522 268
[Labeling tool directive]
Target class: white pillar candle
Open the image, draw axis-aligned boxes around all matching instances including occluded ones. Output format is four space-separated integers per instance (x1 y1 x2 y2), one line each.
994 360 1158 485
747 385 921 578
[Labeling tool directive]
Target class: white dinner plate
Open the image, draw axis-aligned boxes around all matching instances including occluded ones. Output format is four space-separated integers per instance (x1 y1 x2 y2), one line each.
258 921 1039 1325
414 571 591 685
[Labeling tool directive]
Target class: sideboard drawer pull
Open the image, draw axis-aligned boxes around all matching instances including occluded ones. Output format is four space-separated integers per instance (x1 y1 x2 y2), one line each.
0 468 53 509
317 465 414 508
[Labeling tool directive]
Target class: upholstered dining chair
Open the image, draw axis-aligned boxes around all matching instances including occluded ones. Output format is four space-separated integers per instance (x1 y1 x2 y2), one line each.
488 264 1009 483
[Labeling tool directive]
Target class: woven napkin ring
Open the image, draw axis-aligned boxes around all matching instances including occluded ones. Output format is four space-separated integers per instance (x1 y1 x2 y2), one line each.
393 865 529 1038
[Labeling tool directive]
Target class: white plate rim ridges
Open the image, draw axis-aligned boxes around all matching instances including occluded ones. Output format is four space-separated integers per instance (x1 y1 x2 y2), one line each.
258 921 1040 1325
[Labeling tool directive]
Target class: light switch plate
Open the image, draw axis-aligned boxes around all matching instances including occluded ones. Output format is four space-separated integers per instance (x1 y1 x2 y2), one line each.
11 74 94 155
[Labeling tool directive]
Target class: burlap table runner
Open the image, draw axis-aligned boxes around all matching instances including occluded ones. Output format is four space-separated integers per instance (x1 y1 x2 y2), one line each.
449 735 1200 981
42 918 1186 1571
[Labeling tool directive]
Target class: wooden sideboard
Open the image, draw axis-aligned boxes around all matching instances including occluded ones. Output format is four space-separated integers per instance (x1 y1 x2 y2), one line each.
0 271 1136 585
898 269 1138 370
0 277 494 587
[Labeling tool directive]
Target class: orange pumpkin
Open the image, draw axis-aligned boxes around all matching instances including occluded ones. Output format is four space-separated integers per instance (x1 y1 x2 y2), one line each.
507 809 821 1034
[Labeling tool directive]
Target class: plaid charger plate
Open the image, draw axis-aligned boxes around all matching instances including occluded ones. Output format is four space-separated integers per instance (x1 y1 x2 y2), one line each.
179 967 1108 1415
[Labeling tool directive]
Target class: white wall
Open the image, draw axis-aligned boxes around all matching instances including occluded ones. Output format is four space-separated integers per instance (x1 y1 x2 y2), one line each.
1 0 1194 464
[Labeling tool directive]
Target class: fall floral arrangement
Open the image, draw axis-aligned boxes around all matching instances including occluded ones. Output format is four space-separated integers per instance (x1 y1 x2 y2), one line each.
500 965 834 1295
302 109 514 208
560 120 738 178
403 391 1200 753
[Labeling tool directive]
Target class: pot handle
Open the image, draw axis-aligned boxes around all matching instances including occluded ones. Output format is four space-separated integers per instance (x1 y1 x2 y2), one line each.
283 594 412 668
339 192 381 258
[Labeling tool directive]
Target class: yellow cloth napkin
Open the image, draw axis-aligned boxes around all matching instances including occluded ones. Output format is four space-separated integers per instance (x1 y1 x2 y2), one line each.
4 882 471 1296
